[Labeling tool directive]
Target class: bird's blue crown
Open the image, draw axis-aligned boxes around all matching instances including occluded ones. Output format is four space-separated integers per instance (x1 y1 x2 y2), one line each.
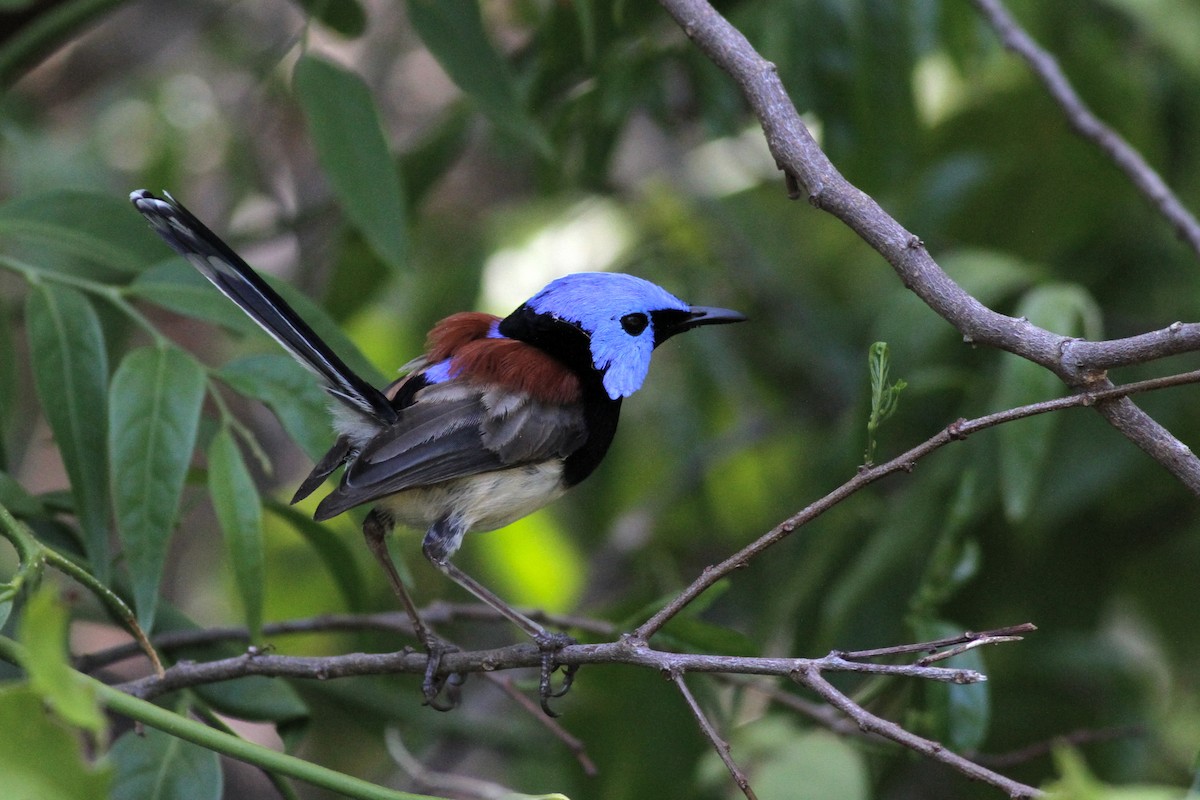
525 272 689 400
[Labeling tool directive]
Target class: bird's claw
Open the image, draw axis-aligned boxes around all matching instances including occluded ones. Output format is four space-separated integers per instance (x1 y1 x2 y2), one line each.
535 631 577 717
421 639 464 712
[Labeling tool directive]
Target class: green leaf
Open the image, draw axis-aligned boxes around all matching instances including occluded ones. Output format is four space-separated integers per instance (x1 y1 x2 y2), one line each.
266 500 368 612
26 283 111 581
127 260 261 336
207 428 265 641
0 469 45 517
109 346 207 631
19 586 106 733
293 54 408 270
703 719 868 800
0 684 111 799
407 0 552 156
217 354 332 461
0 190 164 272
110 726 222 800
994 283 1102 523
291 0 367 37
0 297 15 459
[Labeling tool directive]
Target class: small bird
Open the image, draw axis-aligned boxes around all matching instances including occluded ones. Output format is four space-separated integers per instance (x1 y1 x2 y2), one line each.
131 189 744 709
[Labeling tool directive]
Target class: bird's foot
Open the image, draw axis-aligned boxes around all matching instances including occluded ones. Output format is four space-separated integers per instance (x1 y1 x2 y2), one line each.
534 631 578 717
420 638 465 712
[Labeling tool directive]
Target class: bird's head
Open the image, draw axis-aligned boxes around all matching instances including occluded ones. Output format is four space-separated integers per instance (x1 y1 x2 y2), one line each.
498 272 745 400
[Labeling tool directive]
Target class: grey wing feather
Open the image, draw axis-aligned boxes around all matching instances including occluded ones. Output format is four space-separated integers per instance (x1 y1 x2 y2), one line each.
312 383 586 520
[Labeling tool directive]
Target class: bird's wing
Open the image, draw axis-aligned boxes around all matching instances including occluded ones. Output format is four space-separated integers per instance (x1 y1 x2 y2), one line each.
313 381 587 520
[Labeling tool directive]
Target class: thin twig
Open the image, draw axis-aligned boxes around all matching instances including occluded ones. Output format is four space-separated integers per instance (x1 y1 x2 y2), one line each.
656 0 1200 492
793 665 1042 799
839 624 1037 661
383 728 518 800
974 725 1146 770
75 604 615 673
672 670 758 800
971 0 1200 261
484 674 598 776
635 372 1200 642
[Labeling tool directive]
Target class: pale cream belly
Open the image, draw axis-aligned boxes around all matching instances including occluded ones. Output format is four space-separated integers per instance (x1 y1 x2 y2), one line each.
375 461 567 534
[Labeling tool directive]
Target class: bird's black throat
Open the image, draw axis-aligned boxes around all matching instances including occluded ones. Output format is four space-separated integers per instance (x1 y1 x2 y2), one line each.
499 303 622 486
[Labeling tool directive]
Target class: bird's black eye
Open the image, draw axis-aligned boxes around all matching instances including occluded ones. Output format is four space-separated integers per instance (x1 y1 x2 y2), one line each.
620 312 649 336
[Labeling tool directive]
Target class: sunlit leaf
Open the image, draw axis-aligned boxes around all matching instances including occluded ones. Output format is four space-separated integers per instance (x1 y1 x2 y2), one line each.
109 345 207 631
109 727 222 800
207 427 265 641
18 586 106 734
26 283 111 581
0 685 110 799
293 54 408 271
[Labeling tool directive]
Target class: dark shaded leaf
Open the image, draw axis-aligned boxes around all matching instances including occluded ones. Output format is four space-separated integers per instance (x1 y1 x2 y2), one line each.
109 727 221 800
293 55 408 271
407 0 552 155
26 283 111 581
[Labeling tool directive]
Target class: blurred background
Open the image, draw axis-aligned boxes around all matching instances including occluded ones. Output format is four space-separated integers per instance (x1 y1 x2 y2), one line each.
2 0 1200 797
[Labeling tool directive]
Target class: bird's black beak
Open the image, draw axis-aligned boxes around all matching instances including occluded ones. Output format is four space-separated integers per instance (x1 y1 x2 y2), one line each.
682 305 747 329
653 305 746 346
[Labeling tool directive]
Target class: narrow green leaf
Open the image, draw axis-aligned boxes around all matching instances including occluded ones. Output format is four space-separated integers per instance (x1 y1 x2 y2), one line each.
110 727 222 800
25 283 111 581
109 346 207 631
0 684 111 799
218 354 332 461
207 427 265 641
293 55 408 271
994 283 1103 523
0 190 164 272
19 586 106 733
291 0 367 37
128 260 261 336
407 0 552 156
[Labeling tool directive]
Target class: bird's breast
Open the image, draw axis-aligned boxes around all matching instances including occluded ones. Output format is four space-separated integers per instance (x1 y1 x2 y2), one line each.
376 461 568 535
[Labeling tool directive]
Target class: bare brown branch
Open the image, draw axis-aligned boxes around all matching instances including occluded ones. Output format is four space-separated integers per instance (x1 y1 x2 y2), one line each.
672 671 758 800
793 665 1042 798
971 0 1200 261
655 0 1200 492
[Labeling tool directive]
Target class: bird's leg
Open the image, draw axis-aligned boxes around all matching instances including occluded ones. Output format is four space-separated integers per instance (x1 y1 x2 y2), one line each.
362 509 461 710
423 516 577 716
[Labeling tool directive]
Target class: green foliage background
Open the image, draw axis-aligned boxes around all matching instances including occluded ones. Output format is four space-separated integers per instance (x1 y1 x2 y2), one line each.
1 0 1199 798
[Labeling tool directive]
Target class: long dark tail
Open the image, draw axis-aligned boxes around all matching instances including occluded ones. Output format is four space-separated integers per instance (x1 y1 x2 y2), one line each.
130 190 397 424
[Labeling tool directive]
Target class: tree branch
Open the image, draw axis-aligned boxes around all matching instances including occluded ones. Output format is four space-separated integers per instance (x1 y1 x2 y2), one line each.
793 665 1042 798
634 369 1200 642
672 671 758 800
970 0 1200 261
655 0 1200 493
